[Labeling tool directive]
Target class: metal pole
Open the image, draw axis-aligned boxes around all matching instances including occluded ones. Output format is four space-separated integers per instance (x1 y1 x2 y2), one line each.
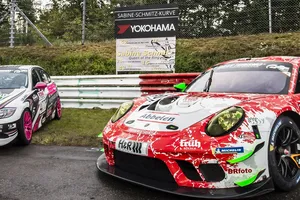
25 20 28 35
268 0 272 33
9 0 16 48
82 0 86 45
15 6 52 46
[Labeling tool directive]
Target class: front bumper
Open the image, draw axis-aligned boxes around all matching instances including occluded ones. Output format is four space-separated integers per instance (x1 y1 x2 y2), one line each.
0 121 18 146
97 153 274 199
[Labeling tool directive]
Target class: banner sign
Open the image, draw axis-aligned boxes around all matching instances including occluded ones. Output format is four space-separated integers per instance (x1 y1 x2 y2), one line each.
115 4 179 73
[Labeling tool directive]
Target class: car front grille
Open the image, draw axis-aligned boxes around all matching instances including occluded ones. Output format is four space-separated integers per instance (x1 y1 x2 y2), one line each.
199 163 226 182
176 160 203 181
113 150 176 184
113 150 225 184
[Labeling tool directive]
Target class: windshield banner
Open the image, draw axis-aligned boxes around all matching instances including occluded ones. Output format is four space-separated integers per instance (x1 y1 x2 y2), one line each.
115 4 178 73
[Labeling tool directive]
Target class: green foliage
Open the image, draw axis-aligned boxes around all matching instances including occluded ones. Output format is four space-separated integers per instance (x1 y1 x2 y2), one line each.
17 0 36 22
0 1 9 46
0 0 36 46
37 0 115 42
1 32 300 75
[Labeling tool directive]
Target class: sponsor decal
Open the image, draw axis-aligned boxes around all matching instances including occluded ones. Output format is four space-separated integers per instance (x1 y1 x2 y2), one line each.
228 168 253 174
180 139 201 148
117 25 130 34
138 113 176 123
248 117 265 125
117 24 175 34
238 133 254 140
125 128 157 135
116 138 148 156
213 147 244 154
266 64 289 72
115 5 178 73
266 64 291 76
220 63 264 69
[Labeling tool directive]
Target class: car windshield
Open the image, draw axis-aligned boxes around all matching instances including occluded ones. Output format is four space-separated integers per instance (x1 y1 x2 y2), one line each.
0 69 28 89
187 61 292 94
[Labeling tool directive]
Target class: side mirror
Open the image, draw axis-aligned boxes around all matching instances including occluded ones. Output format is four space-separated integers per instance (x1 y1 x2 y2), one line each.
34 82 47 90
174 82 187 92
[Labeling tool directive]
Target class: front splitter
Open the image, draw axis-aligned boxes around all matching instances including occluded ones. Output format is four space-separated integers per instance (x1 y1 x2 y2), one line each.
96 154 274 199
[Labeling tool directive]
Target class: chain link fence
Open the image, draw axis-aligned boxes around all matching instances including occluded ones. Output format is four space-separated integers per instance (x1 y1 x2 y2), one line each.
0 0 300 46
120 0 300 38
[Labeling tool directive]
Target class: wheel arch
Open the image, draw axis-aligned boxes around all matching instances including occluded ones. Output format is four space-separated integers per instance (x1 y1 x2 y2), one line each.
278 110 300 127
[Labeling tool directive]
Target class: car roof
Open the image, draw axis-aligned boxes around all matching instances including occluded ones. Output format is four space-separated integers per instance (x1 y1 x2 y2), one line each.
217 56 300 66
0 65 42 70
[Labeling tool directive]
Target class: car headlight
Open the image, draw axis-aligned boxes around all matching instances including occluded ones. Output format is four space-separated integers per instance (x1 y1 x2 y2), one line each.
206 107 244 137
0 108 17 119
111 101 133 123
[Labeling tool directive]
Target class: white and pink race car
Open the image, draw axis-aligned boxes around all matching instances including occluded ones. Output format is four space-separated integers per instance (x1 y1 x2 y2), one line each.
0 65 62 146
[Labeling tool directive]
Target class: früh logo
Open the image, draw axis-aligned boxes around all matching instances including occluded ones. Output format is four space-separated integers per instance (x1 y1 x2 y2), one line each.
180 139 201 148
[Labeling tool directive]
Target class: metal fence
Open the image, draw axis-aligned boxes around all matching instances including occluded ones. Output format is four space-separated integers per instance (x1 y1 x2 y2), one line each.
125 0 300 38
0 0 300 46
52 73 200 109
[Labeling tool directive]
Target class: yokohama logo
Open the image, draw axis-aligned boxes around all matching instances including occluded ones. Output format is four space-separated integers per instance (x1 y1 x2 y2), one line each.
117 23 175 34
228 168 252 174
117 25 131 34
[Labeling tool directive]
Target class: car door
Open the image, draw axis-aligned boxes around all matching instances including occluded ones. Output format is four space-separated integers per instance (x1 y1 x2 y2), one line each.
32 68 49 126
35 67 56 122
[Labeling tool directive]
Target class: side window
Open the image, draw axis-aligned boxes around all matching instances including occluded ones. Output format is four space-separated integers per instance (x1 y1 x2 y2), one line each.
36 68 51 84
296 69 300 94
31 69 40 88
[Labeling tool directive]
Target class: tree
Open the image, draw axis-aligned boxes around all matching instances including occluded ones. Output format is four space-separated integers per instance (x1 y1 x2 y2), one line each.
0 1 10 46
17 0 36 22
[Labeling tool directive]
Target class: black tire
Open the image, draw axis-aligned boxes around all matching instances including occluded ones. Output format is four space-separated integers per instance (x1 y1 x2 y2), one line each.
268 116 300 191
55 97 62 120
17 109 33 145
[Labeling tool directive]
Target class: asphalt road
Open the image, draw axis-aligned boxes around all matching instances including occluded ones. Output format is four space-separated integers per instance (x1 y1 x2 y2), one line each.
0 145 299 200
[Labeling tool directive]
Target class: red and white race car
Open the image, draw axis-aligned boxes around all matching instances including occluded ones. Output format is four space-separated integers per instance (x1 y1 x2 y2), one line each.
0 65 61 146
97 56 300 199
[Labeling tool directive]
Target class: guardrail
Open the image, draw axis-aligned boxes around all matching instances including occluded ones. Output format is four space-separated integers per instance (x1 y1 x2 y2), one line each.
51 73 200 109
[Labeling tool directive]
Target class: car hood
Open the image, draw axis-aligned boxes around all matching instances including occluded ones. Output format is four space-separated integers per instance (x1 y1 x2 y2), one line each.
0 89 26 107
124 92 268 132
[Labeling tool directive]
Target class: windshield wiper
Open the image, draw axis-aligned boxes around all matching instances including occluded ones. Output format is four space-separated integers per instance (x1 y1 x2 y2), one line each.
203 69 214 92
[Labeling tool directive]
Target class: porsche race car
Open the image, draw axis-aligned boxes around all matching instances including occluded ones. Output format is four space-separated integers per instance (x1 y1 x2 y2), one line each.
0 65 62 146
97 56 300 199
